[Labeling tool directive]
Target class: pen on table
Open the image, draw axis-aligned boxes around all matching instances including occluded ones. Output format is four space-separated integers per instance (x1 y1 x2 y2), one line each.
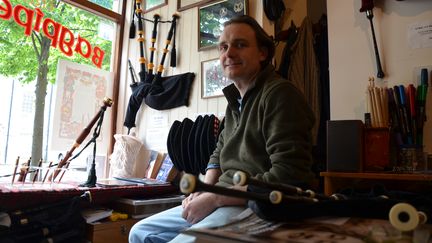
407 84 417 144
398 85 413 144
388 88 403 145
393 86 407 143
366 78 373 127
416 68 429 145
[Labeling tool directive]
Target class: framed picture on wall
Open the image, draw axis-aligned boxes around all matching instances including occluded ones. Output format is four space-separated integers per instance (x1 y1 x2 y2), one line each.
198 0 248 51
177 0 210 11
144 0 167 13
201 58 232 98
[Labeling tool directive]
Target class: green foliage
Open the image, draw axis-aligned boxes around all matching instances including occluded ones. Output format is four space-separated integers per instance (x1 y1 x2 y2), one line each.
199 1 241 47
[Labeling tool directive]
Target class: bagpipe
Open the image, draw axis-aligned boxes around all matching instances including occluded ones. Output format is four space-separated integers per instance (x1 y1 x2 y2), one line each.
124 1 195 134
48 97 113 183
179 171 431 232
0 191 91 243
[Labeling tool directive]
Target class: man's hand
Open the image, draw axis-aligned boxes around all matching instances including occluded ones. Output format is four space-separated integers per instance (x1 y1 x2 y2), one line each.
181 184 248 224
181 192 201 208
182 192 217 224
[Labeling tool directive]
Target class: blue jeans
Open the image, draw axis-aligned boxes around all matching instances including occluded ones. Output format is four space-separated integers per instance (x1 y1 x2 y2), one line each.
128 205 245 243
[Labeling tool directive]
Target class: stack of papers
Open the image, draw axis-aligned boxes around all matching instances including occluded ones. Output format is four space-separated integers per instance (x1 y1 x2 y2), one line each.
96 177 169 188
114 177 169 185
81 208 113 223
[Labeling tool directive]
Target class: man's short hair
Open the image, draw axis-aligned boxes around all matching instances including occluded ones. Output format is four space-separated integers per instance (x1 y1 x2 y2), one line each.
223 15 275 67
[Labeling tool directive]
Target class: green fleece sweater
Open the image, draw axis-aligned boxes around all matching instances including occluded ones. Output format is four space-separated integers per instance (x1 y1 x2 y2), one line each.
208 65 315 188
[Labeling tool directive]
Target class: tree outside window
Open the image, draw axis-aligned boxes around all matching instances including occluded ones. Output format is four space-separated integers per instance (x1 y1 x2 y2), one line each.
0 0 122 181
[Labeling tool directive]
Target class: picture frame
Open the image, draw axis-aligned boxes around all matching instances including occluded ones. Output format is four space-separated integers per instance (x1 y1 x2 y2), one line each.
177 0 210 12
201 58 232 98
144 0 167 13
198 0 248 51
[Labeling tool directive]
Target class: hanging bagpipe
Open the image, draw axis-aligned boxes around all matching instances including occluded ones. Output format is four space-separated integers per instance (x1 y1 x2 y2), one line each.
124 5 195 133
179 172 431 232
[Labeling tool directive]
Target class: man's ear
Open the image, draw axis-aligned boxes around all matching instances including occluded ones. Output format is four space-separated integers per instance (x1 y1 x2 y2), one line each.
259 47 268 61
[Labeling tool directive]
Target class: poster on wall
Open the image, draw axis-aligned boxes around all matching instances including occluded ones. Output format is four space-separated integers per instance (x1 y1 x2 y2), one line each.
408 20 432 49
51 59 113 155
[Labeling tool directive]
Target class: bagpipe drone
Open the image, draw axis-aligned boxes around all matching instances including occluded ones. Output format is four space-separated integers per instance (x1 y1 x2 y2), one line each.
180 171 432 232
124 0 195 134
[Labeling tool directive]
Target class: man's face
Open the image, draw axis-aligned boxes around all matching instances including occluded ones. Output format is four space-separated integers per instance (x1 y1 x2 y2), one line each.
218 23 267 83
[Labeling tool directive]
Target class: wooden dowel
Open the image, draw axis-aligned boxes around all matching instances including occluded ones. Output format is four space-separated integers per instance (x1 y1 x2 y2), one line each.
42 161 53 183
373 87 383 127
11 156 20 185
32 159 43 183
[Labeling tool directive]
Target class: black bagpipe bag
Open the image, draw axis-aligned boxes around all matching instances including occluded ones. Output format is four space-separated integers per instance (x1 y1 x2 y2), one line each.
0 194 87 243
247 184 432 223
124 72 195 129
145 72 195 111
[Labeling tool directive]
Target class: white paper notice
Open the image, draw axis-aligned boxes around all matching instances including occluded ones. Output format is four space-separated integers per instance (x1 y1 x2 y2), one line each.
408 20 432 49
145 128 168 151
145 110 169 151
149 110 169 128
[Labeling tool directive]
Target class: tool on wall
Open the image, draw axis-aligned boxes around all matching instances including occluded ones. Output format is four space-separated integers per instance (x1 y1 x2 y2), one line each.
360 0 385 79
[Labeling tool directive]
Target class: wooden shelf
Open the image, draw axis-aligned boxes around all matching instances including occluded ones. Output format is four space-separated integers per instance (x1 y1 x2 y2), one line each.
320 172 432 196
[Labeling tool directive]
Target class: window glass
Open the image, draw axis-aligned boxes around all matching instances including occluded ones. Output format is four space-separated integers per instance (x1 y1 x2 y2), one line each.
0 0 119 182
89 0 120 13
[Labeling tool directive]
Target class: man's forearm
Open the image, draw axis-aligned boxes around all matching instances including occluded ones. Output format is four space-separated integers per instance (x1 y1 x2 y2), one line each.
202 168 248 207
203 168 221 185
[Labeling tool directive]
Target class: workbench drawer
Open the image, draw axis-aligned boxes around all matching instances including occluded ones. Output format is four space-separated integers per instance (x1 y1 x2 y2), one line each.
87 218 139 243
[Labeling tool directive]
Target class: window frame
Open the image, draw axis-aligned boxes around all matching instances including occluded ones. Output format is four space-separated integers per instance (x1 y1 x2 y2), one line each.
61 0 127 165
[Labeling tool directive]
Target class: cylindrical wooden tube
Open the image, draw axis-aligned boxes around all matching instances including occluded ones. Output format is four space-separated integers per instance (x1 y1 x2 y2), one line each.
233 171 301 194
42 161 53 183
269 191 318 204
11 156 20 184
18 158 31 183
147 14 160 75
180 174 275 204
233 171 329 201
32 159 43 183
